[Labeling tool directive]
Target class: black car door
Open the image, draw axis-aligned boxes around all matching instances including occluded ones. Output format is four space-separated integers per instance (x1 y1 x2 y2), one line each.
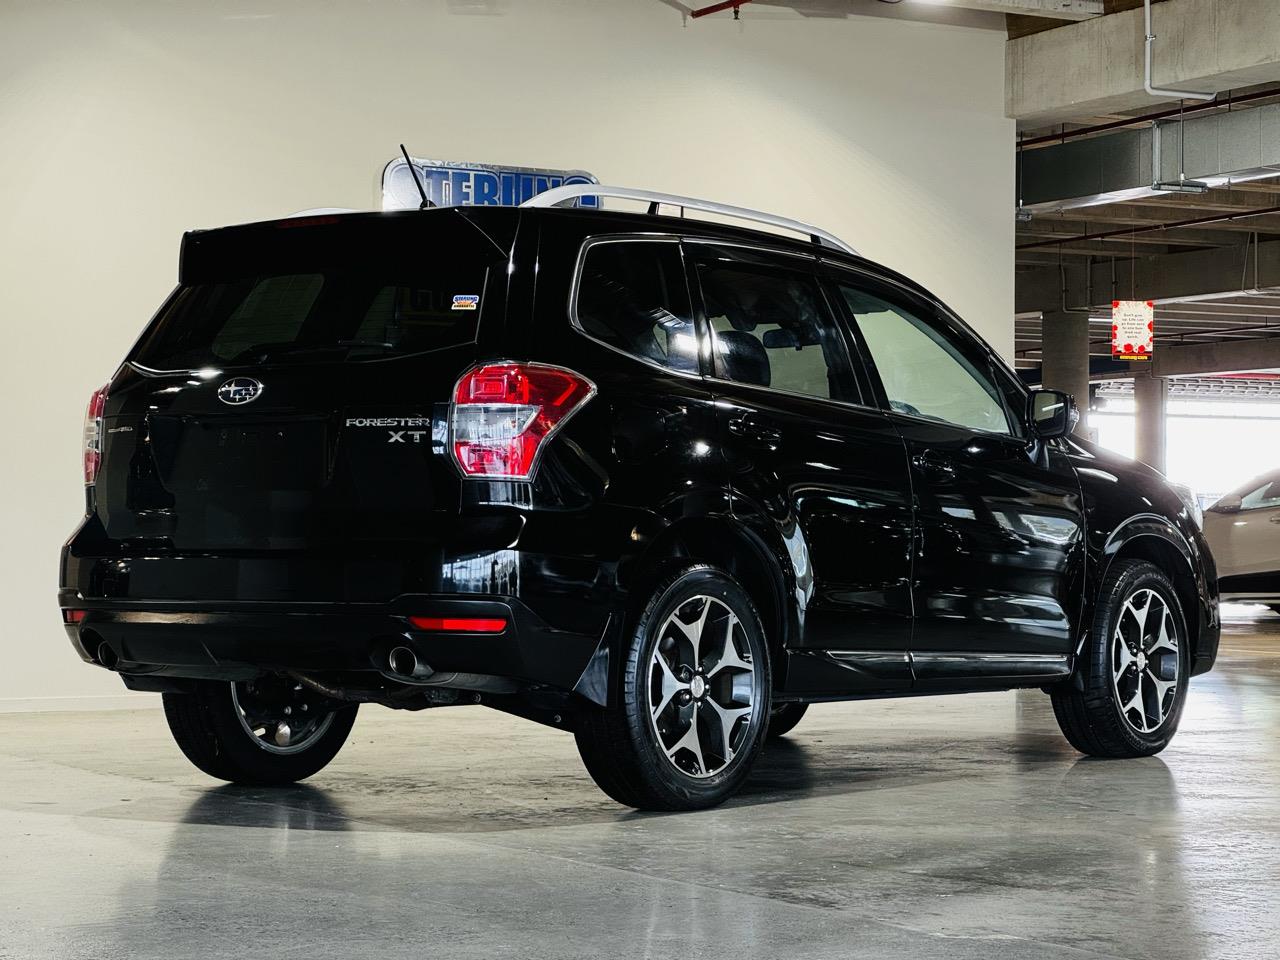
825 266 1086 686
687 241 915 695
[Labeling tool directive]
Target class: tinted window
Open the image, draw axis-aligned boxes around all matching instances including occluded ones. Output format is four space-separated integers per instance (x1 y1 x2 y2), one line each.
698 262 855 402
575 241 698 373
134 268 489 369
840 285 1010 435
210 274 322 360
1240 478 1280 510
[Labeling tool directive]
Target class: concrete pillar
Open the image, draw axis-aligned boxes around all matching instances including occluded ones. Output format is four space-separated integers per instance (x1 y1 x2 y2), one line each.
1133 367 1169 474
1039 310 1091 434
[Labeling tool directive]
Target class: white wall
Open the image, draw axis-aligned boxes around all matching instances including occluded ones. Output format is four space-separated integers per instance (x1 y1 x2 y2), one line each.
0 0 1012 707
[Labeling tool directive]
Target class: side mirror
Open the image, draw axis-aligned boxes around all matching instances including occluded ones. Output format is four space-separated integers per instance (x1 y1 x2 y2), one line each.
1211 495 1242 514
1028 389 1079 440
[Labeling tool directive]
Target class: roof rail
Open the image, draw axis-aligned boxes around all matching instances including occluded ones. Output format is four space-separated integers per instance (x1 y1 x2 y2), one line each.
521 184 858 256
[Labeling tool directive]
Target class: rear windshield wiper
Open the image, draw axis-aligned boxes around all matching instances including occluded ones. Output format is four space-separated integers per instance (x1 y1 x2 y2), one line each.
235 340 397 363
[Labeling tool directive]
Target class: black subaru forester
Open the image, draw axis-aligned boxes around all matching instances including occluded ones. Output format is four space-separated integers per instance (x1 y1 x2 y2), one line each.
60 189 1219 810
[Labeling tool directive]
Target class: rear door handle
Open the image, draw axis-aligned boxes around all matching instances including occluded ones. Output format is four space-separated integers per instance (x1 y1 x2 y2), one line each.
728 414 783 447
1269 514 1280 525
912 450 955 478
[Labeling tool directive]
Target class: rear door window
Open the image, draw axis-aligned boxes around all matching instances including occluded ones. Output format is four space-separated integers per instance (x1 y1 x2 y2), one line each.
573 240 699 373
695 257 858 403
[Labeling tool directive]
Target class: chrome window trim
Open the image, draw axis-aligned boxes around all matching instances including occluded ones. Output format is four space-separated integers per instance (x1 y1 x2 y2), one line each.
682 236 818 263
130 361 208 378
702 370 886 418
879 406 1021 440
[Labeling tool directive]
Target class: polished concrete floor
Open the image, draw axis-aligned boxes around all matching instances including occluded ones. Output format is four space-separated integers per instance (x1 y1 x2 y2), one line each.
3 614 1279 960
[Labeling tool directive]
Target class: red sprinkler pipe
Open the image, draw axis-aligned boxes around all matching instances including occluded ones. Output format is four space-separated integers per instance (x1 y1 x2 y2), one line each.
691 0 754 18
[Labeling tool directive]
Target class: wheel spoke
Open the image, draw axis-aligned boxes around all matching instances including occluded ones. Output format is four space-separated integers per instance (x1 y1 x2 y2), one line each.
1114 641 1134 677
1148 612 1177 655
651 652 689 719
1146 669 1176 727
672 598 713 664
230 680 336 755
665 706 706 774
1126 592 1153 634
705 613 751 678
1120 670 1145 724
705 700 751 762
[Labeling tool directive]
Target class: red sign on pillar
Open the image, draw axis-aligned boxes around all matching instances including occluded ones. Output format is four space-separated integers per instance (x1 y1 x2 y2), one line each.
1112 300 1154 361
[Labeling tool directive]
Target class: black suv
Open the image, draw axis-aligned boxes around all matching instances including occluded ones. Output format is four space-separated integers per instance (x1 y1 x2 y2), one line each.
60 192 1219 810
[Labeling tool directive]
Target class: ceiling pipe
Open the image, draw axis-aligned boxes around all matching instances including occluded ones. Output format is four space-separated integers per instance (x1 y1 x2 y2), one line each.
690 0 753 18
1144 0 1215 102
1017 204 1280 251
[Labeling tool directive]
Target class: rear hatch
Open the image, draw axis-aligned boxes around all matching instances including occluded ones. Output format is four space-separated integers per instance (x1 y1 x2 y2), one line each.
95 209 516 559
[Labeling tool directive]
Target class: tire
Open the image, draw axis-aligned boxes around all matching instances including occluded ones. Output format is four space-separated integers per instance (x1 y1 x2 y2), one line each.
1051 559 1190 758
766 702 808 739
163 676 358 785
574 564 772 811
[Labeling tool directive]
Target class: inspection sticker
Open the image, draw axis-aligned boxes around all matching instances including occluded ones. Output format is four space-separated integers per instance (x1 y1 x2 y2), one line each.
452 294 480 311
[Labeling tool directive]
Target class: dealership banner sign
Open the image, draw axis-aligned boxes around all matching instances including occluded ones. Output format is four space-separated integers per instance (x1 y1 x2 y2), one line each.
1112 300 1155 361
382 157 599 211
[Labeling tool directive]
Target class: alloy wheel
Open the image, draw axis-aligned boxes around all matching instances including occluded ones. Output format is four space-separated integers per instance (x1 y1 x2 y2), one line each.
1111 587 1180 734
647 595 757 779
231 677 337 755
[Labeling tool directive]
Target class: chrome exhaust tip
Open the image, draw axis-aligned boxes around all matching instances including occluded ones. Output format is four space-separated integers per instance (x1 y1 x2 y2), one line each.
96 641 120 671
388 646 427 680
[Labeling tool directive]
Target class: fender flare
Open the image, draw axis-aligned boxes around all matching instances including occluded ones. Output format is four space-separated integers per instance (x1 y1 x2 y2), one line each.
1100 513 1195 579
572 509 802 706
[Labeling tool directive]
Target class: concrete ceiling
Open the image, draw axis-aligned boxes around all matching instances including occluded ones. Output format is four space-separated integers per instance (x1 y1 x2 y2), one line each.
1008 0 1280 379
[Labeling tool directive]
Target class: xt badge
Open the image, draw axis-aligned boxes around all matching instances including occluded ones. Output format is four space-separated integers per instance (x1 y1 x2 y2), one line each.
387 429 429 444
345 416 446 451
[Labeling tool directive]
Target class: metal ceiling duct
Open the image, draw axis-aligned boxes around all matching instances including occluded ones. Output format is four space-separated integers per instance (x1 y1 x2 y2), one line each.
1020 101 1280 214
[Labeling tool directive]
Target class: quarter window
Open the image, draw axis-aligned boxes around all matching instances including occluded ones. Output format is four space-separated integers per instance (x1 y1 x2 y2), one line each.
575 241 698 373
698 262 856 403
839 285 1011 435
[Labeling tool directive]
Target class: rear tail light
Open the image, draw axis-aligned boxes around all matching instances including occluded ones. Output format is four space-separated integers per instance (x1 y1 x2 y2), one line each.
83 384 109 485
450 362 596 479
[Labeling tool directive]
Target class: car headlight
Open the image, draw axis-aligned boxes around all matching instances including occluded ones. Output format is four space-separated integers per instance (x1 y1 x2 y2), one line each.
1171 482 1203 529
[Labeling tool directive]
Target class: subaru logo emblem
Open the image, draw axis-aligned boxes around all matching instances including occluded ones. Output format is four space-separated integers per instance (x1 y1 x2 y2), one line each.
217 377 263 406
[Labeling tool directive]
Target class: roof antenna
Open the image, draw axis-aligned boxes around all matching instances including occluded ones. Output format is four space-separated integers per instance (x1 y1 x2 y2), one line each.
399 144 434 209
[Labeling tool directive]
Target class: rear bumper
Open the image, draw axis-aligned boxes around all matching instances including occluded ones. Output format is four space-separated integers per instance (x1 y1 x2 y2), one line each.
57 589 605 694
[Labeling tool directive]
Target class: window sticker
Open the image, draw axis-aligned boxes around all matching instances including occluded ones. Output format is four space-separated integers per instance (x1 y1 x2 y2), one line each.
452 294 480 311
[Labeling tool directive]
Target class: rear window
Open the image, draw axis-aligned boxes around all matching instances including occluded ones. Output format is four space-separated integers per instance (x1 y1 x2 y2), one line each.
132 214 503 369
134 268 490 369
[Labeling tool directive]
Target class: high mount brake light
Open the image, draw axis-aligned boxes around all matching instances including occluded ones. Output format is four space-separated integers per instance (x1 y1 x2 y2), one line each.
83 384 109 485
450 363 596 480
